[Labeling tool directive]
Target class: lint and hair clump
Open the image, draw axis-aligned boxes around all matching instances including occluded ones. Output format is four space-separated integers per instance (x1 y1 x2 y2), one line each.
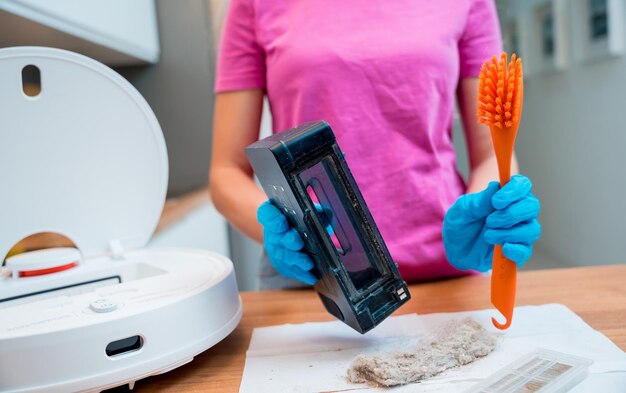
347 318 497 387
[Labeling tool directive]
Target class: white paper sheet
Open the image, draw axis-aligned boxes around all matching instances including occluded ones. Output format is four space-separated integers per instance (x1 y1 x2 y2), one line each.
239 304 626 392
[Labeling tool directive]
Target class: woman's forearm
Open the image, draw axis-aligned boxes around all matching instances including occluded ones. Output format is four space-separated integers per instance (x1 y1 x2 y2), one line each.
457 77 519 194
209 90 266 243
210 165 266 243
466 153 518 194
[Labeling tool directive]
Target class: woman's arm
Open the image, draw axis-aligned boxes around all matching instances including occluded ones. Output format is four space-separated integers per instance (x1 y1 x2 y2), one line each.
457 78 519 193
209 89 267 243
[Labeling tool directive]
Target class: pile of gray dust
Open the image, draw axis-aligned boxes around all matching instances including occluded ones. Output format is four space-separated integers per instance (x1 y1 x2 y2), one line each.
347 318 497 387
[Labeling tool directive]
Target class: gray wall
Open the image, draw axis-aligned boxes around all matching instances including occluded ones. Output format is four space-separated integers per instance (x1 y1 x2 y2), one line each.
118 0 216 197
119 0 265 291
500 0 626 268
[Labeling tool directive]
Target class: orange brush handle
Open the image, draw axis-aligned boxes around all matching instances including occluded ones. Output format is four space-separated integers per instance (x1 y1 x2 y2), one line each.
478 52 524 330
490 126 518 330
491 246 517 329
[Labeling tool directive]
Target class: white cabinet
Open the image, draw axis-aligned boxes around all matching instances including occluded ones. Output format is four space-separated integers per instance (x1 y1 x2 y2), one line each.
0 0 159 65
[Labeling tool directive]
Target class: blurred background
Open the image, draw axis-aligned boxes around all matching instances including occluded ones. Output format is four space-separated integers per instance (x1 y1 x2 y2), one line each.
1 0 624 291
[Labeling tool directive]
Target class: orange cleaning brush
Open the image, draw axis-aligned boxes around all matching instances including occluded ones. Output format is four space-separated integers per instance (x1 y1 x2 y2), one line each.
477 52 524 330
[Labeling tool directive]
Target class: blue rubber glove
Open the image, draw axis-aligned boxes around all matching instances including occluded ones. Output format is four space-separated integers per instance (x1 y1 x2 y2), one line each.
442 175 541 272
257 201 321 285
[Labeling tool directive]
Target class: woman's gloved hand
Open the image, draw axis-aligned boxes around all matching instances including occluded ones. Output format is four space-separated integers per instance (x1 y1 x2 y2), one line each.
257 201 317 285
442 174 541 272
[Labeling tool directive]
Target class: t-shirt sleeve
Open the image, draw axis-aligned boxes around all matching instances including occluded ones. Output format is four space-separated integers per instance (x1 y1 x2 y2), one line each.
458 0 503 78
214 0 265 92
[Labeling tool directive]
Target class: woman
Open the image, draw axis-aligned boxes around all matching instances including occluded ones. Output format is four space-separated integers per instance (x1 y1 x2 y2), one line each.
210 0 541 289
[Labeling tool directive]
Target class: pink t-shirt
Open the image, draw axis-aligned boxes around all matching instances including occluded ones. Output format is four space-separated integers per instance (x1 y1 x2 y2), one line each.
216 0 502 282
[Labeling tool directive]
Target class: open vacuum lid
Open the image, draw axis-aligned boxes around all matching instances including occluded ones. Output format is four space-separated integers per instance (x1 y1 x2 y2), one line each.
0 47 168 261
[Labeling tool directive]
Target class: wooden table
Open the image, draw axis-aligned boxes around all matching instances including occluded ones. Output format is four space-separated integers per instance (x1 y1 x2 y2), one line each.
124 265 626 392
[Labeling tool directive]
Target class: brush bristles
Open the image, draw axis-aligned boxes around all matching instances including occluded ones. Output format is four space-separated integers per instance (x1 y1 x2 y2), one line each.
477 53 523 129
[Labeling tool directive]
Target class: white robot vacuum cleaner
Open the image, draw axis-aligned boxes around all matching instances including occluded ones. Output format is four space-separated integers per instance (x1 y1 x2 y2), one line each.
0 47 242 392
